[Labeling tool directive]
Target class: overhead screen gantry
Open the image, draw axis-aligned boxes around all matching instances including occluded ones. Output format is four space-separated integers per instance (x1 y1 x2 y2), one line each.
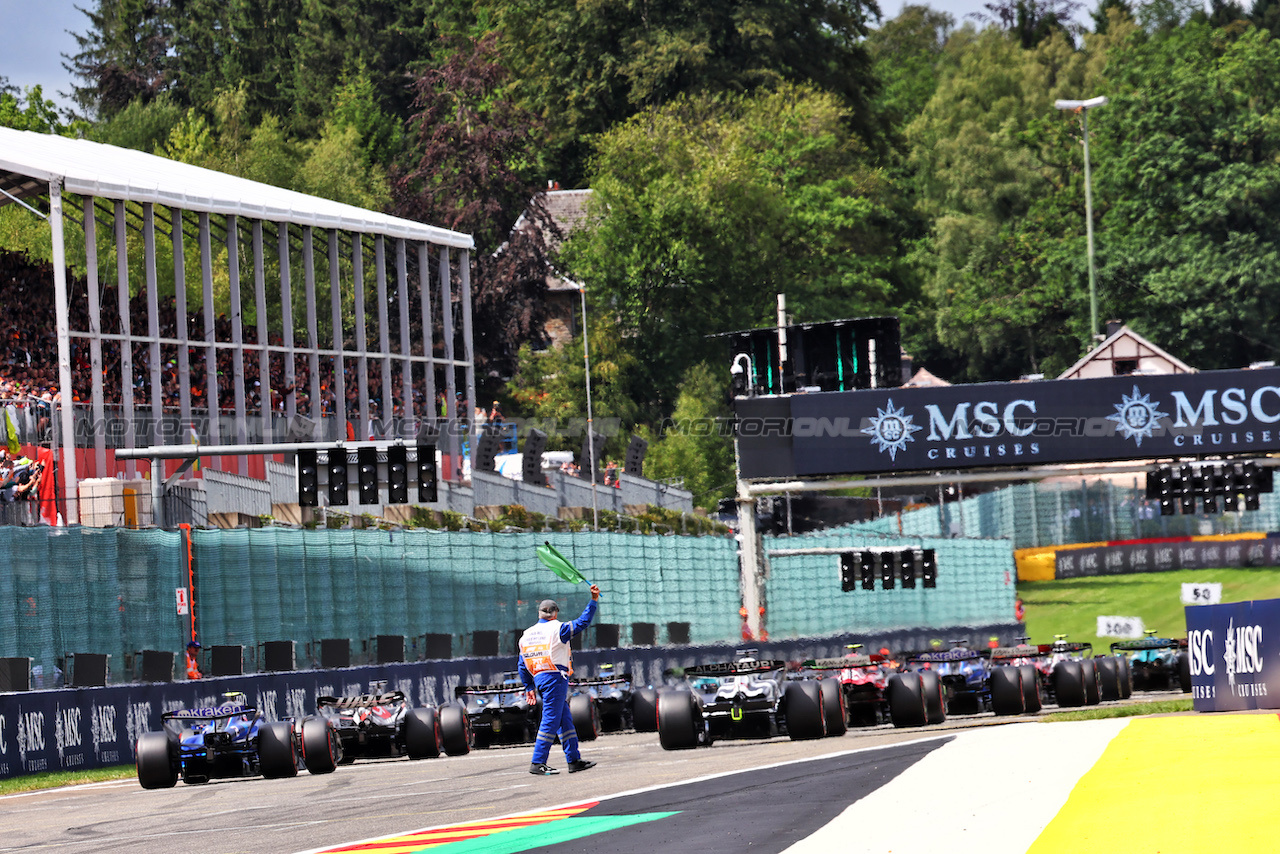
0 127 476 525
729 309 1280 636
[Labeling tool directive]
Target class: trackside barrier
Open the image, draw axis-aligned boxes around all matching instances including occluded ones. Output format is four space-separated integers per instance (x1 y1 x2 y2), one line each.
1186 598 1280 712
0 624 1019 780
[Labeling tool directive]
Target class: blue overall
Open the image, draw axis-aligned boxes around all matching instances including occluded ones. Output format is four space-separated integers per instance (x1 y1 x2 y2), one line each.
518 599 597 765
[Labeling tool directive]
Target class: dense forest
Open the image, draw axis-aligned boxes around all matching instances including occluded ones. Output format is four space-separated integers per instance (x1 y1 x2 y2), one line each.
4 0 1280 509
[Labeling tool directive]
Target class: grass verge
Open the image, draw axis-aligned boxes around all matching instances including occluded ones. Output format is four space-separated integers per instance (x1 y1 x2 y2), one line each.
1020 566 1280 650
1039 697 1193 722
0 765 135 797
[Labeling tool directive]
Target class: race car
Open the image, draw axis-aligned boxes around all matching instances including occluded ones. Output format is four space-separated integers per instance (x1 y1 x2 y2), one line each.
655 649 830 749
456 673 539 749
893 644 990 720
1112 631 1190 693
135 691 339 789
309 690 469 761
569 664 636 738
1041 636 1114 707
799 646 890 728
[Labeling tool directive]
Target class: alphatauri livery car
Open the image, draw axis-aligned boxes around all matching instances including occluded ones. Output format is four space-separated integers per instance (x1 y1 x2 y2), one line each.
656 650 831 749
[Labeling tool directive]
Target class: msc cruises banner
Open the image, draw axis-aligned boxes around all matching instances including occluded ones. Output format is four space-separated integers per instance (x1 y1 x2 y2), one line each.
736 365 1280 479
1056 538 1280 579
1185 598 1280 712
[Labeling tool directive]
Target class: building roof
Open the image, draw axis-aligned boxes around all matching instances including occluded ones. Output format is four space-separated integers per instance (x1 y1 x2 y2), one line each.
1057 324 1194 379
509 188 594 292
903 367 951 388
0 127 473 248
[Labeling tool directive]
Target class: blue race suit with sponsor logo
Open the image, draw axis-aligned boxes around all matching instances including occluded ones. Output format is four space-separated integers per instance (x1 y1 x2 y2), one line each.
517 599 598 765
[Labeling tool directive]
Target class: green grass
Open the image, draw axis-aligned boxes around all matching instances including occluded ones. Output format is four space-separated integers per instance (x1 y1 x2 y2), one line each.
1038 697 1193 722
0 765 135 796
1019 566 1280 653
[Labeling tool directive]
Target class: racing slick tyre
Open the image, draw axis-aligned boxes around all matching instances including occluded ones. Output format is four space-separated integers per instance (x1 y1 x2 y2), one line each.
438 703 472 756
300 718 340 774
135 731 178 789
405 707 442 759
887 673 928 728
920 670 946 724
657 689 700 750
989 666 1026 716
1080 660 1102 705
631 687 660 732
258 721 299 779
570 694 601 742
1095 657 1122 701
784 681 826 741
1053 660 1088 707
819 678 847 737
1017 664 1043 713
1177 652 1192 693
1116 656 1133 699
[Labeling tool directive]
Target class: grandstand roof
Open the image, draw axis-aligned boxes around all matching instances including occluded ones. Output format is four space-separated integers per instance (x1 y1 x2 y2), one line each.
0 127 473 249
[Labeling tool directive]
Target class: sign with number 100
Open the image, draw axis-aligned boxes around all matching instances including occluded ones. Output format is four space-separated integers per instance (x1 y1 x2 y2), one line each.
1097 615 1145 639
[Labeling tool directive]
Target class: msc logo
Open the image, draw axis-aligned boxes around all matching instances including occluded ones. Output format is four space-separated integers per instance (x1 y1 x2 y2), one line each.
1188 630 1215 676
1224 619 1264 686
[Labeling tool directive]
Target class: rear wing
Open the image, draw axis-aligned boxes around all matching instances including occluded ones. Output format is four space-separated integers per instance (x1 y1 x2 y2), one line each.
570 672 633 688
685 660 786 677
803 654 886 669
456 682 525 698
989 645 1049 661
1111 638 1186 653
163 702 256 721
908 649 982 664
318 691 406 709
1049 641 1094 656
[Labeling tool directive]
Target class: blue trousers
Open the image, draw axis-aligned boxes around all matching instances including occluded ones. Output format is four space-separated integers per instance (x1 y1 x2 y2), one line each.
531 672 580 765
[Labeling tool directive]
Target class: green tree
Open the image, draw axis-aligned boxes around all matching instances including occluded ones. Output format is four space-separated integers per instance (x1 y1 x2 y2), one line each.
482 0 883 186
1095 21 1280 369
67 0 171 119
643 362 736 511
561 85 905 420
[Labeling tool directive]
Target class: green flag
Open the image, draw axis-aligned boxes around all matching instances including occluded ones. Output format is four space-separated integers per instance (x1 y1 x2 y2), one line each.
4 409 18 455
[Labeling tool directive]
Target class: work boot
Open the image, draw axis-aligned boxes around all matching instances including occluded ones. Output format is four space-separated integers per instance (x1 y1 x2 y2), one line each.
530 763 559 776
567 759 596 773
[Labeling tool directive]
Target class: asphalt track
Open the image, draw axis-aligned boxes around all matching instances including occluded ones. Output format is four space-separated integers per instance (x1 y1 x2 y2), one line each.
3 709 1277 854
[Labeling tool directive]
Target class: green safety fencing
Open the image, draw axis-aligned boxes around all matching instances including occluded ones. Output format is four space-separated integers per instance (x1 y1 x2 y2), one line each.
843 481 1280 548
763 531 1017 638
1 524 1018 684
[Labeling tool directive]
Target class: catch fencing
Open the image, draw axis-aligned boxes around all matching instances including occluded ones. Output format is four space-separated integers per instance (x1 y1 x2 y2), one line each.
846 480 1280 549
0 524 1017 685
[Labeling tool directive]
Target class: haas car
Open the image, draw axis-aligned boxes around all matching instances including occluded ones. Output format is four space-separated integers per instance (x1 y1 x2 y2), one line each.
656 650 838 749
457 673 537 749
135 692 340 789
1112 631 1190 693
310 690 470 761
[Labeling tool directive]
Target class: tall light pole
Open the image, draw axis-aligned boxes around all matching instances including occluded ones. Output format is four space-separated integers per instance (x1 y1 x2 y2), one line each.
1055 95 1108 343
579 283 599 530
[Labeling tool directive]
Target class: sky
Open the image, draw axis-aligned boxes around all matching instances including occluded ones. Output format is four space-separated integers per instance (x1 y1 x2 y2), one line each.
0 1 1215 117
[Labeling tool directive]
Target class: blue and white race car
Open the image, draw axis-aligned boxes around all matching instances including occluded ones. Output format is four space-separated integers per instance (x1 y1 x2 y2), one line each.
135 692 340 788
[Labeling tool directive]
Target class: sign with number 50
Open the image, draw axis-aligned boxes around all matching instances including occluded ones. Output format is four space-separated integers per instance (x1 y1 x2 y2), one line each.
1182 583 1222 606
1097 616 1145 639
